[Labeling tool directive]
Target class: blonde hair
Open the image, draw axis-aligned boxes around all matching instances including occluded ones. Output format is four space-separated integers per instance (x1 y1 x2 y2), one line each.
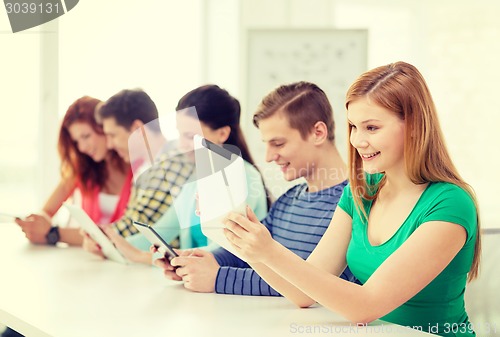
345 61 481 281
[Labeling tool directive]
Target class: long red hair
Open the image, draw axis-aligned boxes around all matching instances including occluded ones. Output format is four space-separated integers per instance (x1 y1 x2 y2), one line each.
345 62 481 281
58 96 127 194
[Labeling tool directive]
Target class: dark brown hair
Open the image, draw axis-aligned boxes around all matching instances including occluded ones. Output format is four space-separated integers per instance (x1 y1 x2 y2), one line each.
176 85 271 208
97 89 160 132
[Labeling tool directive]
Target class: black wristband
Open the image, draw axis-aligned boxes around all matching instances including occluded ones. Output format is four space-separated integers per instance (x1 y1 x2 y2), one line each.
45 226 60 245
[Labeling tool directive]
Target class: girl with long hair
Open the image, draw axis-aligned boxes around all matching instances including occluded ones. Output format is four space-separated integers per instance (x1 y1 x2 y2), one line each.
16 96 131 245
223 62 480 337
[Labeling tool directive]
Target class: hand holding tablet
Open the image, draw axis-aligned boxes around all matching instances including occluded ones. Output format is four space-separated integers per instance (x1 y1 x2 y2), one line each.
63 203 127 264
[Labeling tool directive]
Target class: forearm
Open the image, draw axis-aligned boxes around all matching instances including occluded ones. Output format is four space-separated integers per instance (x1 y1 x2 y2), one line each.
213 247 283 296
215 266 281 296
265 241 374 323
248 262 315 304
212 247 249 268
42 178 76 217
130 251 152 265
59 227 84 246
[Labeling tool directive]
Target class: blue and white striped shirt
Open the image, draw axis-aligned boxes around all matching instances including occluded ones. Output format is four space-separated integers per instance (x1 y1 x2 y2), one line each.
213 180 355 296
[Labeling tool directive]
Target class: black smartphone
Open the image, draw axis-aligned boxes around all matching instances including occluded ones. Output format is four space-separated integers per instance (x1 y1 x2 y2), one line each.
132 221 178 260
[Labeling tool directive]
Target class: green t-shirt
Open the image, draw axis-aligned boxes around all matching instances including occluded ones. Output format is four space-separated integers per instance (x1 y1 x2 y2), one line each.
339 174 477 337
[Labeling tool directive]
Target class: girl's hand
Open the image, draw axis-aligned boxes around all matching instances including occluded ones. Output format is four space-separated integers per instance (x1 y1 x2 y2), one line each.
223 206 275 264
81 229 105 258
103 226 151 264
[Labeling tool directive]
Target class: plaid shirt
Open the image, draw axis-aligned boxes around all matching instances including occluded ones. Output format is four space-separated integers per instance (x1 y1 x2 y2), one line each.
113 151 194 237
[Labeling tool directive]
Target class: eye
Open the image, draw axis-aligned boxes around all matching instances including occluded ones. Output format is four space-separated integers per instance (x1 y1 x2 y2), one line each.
366 125 378 132
349 123 356 130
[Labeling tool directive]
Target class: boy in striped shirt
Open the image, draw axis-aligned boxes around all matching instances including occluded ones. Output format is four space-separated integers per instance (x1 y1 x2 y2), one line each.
156 82 355 295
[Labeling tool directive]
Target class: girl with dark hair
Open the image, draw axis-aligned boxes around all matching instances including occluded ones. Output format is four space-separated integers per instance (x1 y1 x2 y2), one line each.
16 96 132 246
175 85 256 165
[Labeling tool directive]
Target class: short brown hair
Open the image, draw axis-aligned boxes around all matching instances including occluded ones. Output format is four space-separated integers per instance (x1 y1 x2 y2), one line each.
253 81 335 141
97 89 160 132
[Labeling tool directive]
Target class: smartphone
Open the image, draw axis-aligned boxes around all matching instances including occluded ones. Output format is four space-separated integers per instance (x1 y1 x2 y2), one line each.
132 221 178 260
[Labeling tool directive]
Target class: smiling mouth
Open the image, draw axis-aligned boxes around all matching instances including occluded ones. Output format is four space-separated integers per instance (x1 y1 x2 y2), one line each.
360 152 380 159
278 163 290 170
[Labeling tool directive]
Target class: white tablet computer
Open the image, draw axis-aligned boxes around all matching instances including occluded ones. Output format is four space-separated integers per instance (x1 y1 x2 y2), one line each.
63 203 127 264
194 135 247 259
0 212 22 223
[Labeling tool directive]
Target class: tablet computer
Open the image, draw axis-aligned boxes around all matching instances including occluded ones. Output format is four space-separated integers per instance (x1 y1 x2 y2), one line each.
132 221 178 260
194 135 247 259
0 212 23 223
63 203 127 264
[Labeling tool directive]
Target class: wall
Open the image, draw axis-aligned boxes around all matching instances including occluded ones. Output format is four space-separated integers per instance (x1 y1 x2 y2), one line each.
209 0 500 227
58 0 204 120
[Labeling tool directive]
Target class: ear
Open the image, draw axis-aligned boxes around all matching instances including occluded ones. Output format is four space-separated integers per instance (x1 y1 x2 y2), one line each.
310 121 328 145
130 119 145 132
216 125 231 144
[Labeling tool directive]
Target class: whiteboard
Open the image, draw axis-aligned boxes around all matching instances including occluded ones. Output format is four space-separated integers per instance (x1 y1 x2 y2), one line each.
245 29 368 198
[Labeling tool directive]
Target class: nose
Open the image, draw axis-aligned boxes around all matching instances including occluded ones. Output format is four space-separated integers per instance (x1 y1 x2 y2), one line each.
265 145 278 163
77 140 88 154
349 129 368 149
